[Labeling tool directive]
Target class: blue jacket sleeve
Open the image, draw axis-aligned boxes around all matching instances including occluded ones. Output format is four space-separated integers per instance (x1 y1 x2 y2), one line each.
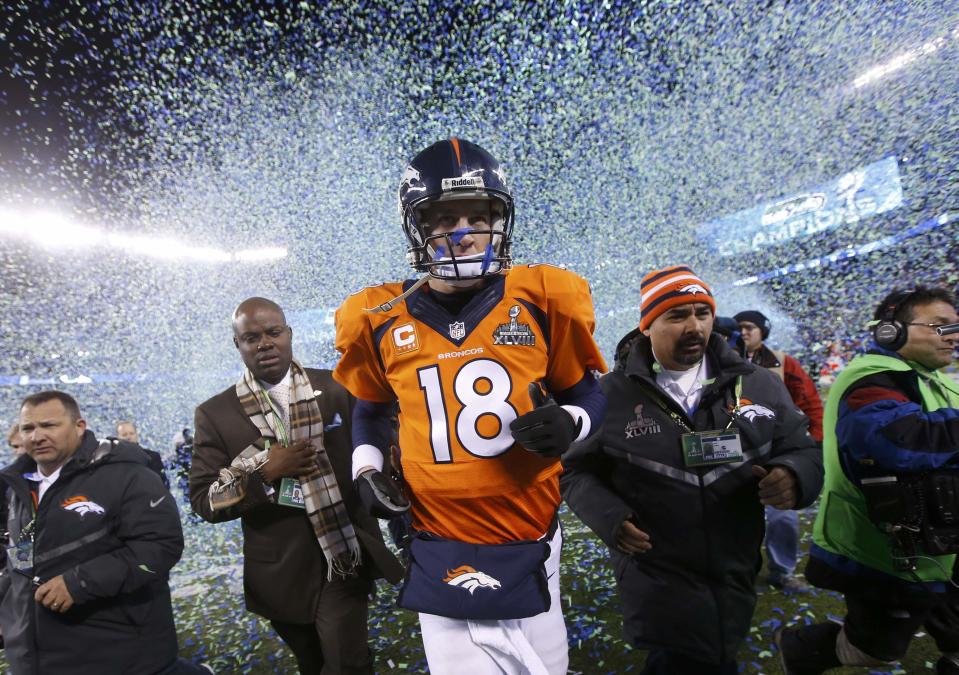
837 374 959 473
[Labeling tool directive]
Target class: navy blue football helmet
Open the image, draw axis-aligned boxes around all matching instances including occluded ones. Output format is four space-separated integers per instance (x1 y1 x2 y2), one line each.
399 138 514 281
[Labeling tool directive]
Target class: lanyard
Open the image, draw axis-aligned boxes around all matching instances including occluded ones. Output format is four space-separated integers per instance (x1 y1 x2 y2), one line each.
19 514 37 544
730 376 744 418
912 363 959 406
14 493 38 547
645 375 743 432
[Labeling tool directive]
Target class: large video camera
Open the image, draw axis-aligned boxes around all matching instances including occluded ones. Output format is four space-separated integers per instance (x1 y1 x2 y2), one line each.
862 471 959 571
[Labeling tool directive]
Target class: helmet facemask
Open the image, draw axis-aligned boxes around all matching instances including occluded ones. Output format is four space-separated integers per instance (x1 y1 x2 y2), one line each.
403 191 513 283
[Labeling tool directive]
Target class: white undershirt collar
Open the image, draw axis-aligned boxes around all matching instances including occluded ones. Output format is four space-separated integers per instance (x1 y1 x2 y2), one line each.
653 352 710 415
24 464 64 503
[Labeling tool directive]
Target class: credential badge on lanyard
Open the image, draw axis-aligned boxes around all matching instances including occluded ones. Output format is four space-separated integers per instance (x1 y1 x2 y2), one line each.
680 376 746 467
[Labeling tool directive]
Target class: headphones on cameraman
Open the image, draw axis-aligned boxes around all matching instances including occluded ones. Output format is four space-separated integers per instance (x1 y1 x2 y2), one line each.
872 289 915 351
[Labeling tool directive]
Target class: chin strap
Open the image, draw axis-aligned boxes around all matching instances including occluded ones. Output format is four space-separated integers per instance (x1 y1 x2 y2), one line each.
363 275 431 314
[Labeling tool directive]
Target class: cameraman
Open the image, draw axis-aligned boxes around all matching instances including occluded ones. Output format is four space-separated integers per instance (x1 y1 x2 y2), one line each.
778 286 959 674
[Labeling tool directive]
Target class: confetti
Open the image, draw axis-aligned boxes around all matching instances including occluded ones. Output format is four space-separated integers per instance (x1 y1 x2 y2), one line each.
1 2 957 673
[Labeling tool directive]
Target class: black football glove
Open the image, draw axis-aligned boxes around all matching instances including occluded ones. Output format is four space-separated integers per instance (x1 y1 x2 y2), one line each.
509 382 582 458
355 470 410 519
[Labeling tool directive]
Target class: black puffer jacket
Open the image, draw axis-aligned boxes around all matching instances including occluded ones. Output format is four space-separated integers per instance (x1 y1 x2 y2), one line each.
561 331 822 664
0 431 183 675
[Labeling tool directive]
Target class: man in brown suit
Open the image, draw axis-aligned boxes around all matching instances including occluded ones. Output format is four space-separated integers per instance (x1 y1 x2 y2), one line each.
191 297 403 675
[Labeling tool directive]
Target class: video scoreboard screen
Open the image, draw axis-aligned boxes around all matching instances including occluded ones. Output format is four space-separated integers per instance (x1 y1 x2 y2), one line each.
699 156 904 256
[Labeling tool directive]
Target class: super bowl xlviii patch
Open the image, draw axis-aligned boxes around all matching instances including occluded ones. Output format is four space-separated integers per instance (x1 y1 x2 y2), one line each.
492 305 535 346
625 404 661 438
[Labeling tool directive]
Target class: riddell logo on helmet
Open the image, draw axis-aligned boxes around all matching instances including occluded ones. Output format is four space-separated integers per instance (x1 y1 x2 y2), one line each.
442 177 485 191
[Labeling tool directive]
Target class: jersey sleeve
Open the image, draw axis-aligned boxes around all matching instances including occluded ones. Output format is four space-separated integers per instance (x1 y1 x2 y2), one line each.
332 288 396 402
535 265 608 392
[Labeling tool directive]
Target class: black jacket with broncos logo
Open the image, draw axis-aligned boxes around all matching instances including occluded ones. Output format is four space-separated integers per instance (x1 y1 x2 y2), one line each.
561 331 823 665
0 430 183 675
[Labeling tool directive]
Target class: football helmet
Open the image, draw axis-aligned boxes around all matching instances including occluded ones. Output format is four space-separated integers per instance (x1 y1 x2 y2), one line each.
399 138 514 282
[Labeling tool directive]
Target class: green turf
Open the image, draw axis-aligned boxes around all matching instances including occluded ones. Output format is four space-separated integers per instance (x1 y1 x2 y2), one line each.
182 504 944 673
0 503 945 673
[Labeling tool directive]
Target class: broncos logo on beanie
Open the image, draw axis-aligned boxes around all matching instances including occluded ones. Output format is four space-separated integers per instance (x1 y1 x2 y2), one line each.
639 266 716 331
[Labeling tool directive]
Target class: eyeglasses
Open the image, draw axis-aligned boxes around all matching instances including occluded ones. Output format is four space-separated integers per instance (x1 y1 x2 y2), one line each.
906 322 956 330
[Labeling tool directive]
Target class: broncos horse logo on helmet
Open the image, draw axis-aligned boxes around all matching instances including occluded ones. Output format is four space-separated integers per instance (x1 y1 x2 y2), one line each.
399 138 515 282
442 565 502 595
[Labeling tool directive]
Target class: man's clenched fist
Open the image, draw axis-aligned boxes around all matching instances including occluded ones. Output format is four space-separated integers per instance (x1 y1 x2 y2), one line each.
510 382 581 458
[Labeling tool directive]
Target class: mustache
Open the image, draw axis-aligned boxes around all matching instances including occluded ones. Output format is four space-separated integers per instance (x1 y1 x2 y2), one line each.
678 336 706 348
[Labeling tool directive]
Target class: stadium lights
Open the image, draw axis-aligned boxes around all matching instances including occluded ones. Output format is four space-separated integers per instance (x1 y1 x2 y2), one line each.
851 25 959 89
0 207 287 263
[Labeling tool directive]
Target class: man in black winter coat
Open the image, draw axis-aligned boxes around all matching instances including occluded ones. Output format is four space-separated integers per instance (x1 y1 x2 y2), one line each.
0 391 185 675
561 265 823 675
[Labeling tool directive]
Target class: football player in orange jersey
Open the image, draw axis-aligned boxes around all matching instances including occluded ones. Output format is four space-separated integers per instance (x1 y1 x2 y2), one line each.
333 138 608 674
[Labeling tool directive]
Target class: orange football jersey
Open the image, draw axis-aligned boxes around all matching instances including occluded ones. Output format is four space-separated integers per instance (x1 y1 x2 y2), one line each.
334 264 607 544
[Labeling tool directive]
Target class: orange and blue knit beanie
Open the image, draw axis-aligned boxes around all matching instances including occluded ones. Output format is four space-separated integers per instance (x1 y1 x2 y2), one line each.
639 265 716 331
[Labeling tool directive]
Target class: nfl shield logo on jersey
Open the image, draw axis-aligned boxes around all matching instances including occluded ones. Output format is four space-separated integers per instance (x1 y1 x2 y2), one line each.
449 321 466 340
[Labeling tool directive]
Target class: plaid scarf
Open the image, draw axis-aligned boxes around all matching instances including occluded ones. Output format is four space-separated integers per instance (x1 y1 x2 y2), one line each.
234 359 361 579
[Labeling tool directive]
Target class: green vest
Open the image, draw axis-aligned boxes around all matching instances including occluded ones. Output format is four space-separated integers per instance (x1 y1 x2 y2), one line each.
812 354 959 581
